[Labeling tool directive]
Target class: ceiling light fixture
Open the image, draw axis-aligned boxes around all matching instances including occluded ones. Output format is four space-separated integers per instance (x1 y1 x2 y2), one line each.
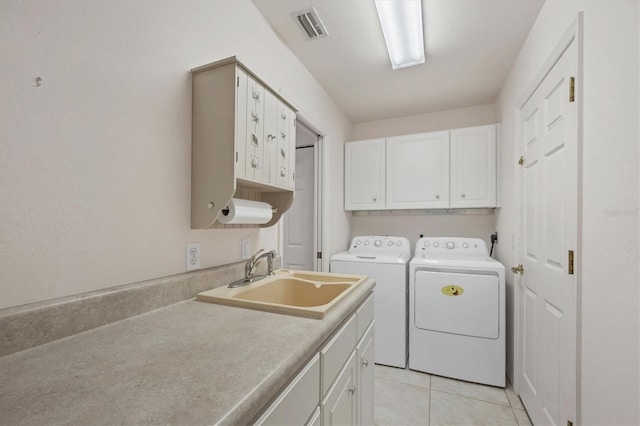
374 0 425 70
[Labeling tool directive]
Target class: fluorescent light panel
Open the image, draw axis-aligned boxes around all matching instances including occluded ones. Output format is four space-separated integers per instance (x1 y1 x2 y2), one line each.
375 0 425 70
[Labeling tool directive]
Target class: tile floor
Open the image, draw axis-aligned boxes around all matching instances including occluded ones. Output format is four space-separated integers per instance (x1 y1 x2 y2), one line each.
374 365 532 426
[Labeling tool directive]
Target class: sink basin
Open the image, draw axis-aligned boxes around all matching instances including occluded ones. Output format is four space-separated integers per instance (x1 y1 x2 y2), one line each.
196 270 367 319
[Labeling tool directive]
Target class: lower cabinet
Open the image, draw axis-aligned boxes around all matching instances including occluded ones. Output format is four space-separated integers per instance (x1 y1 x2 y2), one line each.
322 351 358 425
254 293 375 426
357 323 375 426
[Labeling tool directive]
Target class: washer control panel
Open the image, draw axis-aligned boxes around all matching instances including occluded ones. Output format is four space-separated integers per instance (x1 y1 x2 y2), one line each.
350 235 411 257
416 237 488 257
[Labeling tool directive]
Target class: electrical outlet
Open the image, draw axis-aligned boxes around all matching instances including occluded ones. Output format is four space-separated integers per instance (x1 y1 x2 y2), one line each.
186 243 200 271
241 238 251 260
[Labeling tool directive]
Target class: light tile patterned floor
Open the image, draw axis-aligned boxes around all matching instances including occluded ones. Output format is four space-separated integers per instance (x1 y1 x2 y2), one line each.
374 365 532 426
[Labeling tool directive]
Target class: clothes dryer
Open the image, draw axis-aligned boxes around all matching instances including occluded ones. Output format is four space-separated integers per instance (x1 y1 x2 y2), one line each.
331 236 411 368
409 237 505 387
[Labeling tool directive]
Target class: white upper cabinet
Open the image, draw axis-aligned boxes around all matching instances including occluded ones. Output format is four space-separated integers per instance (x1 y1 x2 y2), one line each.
190 57 297 229
386 131 449 209
450 125 497 208
344 124 497 211
344 139 386 211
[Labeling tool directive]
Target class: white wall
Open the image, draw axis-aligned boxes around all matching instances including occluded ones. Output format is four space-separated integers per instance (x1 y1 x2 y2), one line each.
495 1 639 424
351 103 497 140
0 0 352 309
347 104 498 251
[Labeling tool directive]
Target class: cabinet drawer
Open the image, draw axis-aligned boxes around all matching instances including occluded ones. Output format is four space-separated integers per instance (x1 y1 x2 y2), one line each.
255 353 320 426
321 314 357 396
356 293 374 343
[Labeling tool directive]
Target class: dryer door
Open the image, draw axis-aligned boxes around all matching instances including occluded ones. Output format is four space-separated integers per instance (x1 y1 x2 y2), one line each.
414 270 499 339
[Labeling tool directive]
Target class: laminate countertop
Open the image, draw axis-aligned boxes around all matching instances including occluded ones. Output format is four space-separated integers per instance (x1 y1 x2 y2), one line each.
0 278 375 425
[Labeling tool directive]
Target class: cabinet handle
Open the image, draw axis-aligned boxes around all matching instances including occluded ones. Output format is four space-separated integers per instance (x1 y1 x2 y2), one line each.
252 90 260 101
461 193 466 198
280 148 286 158
251 133 259 146
347 386 356 394
251 111 260 122
373 197 377 202
280 169 286 177
251 158 258 168
362 360 369 367
435 195 440 200
281 112 287 119
280 131 287 139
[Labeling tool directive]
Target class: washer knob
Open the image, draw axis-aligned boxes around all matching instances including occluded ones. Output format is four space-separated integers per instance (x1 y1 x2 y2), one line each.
396 241 402 246
446 241 455 249
463 242 468 248
423 241 430 247
387 241 394 246
364 241 370 246
355 240 361 246
374 240 382 247
433 242 439 248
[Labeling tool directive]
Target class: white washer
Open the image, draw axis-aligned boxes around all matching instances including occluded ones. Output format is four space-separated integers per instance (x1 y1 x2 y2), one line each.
409 237 505 387
331 235 411 368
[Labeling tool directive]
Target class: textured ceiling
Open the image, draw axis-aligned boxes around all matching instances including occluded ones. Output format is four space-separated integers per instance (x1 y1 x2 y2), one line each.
251 0 544 124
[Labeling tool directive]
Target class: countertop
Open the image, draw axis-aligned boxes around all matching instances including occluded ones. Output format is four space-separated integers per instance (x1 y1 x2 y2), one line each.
0 278 375 425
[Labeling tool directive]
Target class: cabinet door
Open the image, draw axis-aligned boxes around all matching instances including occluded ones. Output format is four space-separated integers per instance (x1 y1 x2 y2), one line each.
277 101 294 188
234 68 248 179
255 354 320 426
386 131 449 209
262 90 278 184
245 76 265 181
322 351 358 426
450 125 496 208
357 322 375 426
344 139 386 210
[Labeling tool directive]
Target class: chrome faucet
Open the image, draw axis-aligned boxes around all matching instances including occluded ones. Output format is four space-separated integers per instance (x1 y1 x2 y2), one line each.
229 249 276 288
246 249 276 279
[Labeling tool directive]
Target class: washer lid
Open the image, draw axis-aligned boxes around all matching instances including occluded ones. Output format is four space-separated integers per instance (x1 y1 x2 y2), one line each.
413 270 500 339
330 251 411 264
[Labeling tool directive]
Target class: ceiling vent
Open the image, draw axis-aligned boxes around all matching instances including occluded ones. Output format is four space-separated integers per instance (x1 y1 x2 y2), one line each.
293 7 328 40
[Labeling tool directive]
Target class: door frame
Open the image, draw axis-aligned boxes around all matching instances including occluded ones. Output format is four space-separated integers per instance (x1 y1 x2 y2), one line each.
279 114 326 272
512 13 583 418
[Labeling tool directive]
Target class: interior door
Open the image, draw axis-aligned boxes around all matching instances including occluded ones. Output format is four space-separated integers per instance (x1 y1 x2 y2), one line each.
283 146 314 271
517 39 577 425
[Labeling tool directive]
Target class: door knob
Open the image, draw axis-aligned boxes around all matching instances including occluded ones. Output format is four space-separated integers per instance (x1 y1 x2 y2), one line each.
511 264 524 274
347 386 356 394
362 360 369 367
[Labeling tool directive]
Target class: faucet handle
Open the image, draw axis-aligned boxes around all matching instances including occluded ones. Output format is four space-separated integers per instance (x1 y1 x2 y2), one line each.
249 249 265 261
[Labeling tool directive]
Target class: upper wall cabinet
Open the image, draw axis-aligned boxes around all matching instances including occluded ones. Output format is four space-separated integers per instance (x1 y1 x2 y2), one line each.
344 124 498 211
344 139 386 211
386 131 449 209
191 57 297 229
450 125 497 208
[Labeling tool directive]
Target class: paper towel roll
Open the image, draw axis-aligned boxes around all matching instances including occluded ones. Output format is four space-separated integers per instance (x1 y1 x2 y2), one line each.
218 198 273 225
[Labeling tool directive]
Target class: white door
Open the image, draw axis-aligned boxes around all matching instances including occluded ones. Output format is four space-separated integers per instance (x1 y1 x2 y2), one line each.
386 131 449 209
283 146 314 271
517 39 577 425
450 125 497 208
344 139 386 210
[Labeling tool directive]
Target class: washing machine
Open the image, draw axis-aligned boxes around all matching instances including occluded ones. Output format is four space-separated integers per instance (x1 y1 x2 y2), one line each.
409 237 505 387
331 235 411 368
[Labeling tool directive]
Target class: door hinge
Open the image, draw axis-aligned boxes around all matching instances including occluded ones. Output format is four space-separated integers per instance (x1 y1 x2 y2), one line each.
511 264 524 275
518 155 525 166
237 76 239 87
569 76 575 102
294 118 296 127
317 252 322 259
568 250 574 275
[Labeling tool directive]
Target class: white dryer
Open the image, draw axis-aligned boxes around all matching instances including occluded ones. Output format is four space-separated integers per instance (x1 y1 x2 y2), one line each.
331 236 411 368
409 237 505 387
